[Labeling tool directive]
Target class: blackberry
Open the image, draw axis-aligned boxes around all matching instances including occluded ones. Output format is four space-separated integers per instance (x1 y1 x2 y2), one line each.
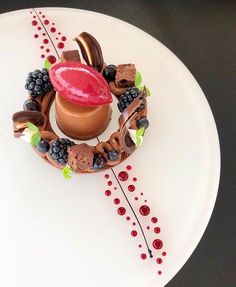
103 65 117 82
49 138 75 165
25 68 53 98
117 87 146 113
93 154 106 170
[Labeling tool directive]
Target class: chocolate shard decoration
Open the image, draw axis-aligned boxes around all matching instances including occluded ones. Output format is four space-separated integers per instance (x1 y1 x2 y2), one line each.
12 110 46 137
115 64 136 88
74 32 104 72
61 50 81 62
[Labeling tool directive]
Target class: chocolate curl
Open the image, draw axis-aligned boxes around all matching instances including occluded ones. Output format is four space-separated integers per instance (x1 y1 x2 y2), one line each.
74 32 104 72
109 81 128 98
118 92 145 131
95 136 123 166
118 92 146 154
12 110 47 138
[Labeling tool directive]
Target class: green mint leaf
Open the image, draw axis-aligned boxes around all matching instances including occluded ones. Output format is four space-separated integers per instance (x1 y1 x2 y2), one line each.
31 133 41 146
135 71 142 87
62 166 73 179
136 127 145 137
27 122 39 134
136 136 142 147
144 86 151 97
44 59 52 70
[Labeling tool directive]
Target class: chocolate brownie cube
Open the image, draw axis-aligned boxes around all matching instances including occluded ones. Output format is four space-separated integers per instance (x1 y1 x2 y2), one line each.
61 50 81 62
115 64 136 88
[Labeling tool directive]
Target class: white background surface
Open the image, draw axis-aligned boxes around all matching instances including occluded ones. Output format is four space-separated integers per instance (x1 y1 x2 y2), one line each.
0 8 220 287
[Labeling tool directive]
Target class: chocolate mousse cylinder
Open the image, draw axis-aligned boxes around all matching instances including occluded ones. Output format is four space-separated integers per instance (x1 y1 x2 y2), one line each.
55 93 112 140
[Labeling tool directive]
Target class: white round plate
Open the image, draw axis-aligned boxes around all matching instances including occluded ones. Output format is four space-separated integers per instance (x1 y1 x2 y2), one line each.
0 8 220 287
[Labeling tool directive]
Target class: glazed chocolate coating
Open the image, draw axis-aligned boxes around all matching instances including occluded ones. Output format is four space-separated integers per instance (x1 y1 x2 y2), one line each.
75 32 104 72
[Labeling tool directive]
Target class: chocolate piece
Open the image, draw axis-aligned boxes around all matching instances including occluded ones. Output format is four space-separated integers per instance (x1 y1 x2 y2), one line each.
61 50 81 62
109 81 128 97
75 32 104 72
12 111 46 137
68 144 94 172
118 92 145 131
115 64 136 88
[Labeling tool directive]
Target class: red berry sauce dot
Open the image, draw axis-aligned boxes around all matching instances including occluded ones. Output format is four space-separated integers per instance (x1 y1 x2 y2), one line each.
162 251 167 256
107 181 112 186
114 187 117 190
39 11 42 14
126 165 132 171
156 258 162 264
153 239 163 250
61 36 67 41
57 42 64 49
151 217 158 223
154 227 161 234
117 207 126 216
41 54 45 58
113 198 120 205
52 22 55 25
56 37 59 40
131 230 137 237
126 216 130 221
42 15 45 18
50 27 56 33
37 27 42 31
34 34 39 38
46 48 50 53
140 253 147 260
140 193 144 196
128 185 135 192
44 19 49 25
134 197 138 201
139 205 150 216
157 271 162 275
58 32 61 35
118 171 128 181
32 20 38 26
132 222 136 226
133 177 137 182
144 200 147 203
42 33 46 36
104 174 109 179
47 55 56 64
30 11 32 14
43 39 49 44
138 244 142 248
40 46 44 49
105 190 111 197
147 226 150 230
33 15 36 19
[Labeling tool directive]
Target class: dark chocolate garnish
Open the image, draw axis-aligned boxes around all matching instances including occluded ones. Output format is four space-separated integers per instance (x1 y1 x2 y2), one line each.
75 32 104 72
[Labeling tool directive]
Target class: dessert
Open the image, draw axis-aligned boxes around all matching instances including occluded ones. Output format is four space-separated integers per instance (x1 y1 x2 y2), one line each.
12 32 150 176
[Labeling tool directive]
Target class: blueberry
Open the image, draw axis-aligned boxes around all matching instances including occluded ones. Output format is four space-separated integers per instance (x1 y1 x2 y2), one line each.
103 65 117 82
93 154 106 170
23 99 40 111
108 150 119 161
36 140 50 154
137 117 149 129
